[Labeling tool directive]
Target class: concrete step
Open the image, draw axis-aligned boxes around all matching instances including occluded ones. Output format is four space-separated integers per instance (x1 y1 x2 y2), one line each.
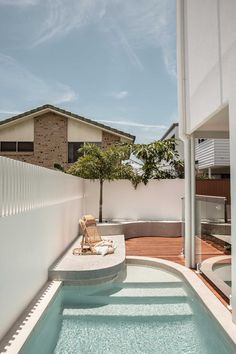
201 222 231 236
98 223 124 236
96 221 182 237
95 286 187 298
63 294 188 307
113 281 184 288
211 234 231 245
62 302 193 317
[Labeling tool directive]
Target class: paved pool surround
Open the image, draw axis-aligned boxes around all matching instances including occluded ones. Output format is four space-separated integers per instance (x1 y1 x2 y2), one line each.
49 235 125 283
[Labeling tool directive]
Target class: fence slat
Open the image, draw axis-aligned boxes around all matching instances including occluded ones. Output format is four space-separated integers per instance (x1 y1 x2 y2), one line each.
0 157 83 217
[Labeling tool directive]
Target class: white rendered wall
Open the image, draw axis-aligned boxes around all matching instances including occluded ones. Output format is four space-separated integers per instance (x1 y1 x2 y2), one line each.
68 118 102 142
179 0 236 321
220 1 236 102
0 158 84 339
0 119 34 141
185 0 221 132
184 0 236 133
84 179 184 221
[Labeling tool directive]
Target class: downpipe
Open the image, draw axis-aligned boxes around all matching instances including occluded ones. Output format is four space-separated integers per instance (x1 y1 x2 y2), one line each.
177 0 195 268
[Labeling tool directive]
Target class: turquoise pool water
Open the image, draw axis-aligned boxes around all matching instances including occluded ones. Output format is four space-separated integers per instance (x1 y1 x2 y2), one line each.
20 264 235 354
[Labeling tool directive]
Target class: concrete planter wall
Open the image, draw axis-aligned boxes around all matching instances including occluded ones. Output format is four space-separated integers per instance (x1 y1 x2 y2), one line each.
98 221 182 238
84 179 184 221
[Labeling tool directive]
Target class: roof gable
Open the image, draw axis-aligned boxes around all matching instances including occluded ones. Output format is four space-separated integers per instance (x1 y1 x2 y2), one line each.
0 104 135 142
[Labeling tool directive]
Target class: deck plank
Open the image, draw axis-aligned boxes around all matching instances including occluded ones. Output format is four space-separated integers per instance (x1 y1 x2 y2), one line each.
126 236 184 265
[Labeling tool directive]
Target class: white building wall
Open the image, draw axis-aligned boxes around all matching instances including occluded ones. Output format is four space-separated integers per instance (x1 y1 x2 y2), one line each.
178 0 236 321
0 158 84 339
214 139 230 166
68 119 102 142
195 140 215 169
185 0 222 133
185 0 236 134
0 119 34 141
195 139 230 169
84 179 184 221
220 1 236 102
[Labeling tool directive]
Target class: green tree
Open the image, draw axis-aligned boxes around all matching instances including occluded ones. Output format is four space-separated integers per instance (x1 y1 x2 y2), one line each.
67 143 134 223
130 139 184 185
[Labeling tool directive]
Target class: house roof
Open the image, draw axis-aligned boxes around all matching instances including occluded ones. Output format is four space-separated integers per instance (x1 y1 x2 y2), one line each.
0 104 135 142
160 123 179 140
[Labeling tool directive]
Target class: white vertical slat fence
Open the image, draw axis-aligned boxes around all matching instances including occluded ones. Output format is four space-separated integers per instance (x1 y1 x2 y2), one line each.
0 156 84 340
0 156 83 217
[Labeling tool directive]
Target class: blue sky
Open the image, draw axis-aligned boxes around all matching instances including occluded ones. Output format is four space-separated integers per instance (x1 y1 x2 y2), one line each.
0 0 177 143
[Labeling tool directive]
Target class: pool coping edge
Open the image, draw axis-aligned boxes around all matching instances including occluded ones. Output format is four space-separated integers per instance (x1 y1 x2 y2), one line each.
0 281 62 354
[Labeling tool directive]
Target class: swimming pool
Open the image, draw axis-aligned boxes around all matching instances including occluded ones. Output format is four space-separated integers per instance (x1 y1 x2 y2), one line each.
18 260 236 354
200 256 231 298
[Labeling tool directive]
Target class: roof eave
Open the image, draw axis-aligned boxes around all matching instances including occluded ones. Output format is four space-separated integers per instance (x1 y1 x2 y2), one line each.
0 104 136 142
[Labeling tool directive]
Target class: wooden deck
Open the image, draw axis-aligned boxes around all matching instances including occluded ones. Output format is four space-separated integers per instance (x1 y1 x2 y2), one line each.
126 236 185 265
125 236 229 307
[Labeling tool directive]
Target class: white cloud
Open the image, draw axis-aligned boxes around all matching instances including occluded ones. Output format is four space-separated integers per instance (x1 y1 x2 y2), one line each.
0 0 38 5
0 110 21 115
31 0 176 77
0 54 77 111
109 91 128 100
33 0 100 47
98 119 167 129
98 118 168 143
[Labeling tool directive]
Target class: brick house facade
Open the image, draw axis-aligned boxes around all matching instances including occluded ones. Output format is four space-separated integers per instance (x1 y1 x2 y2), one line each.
0 105 135 169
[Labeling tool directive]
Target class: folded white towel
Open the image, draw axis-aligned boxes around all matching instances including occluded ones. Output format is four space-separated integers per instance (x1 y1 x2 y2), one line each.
95 245 109 256
96 240 116 248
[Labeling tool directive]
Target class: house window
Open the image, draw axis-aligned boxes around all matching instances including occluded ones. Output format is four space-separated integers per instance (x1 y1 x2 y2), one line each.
68 142 84 163
68 142 102 163
1 142 17 152
18 142 34 152
198 138 206 144
0 141 34 152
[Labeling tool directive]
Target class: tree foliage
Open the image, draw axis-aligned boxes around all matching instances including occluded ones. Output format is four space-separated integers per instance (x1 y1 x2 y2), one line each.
125 138 184 185
67 143 134 222
68 143 133 180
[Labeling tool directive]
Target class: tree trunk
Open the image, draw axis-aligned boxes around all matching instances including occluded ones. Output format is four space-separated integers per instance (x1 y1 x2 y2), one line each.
99 179 103 223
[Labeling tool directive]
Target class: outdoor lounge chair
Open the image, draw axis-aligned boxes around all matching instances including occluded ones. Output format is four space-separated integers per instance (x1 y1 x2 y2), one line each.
73 215 115 255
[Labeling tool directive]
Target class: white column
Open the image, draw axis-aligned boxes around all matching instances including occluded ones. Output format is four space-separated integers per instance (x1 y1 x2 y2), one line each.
190 135 196 268
184 138 191 267
184 135 196 268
